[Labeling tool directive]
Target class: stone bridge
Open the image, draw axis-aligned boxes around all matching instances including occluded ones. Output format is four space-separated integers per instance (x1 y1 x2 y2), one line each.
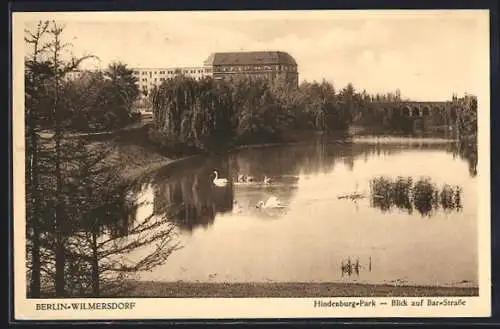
374 101 456 118
368 100 470 135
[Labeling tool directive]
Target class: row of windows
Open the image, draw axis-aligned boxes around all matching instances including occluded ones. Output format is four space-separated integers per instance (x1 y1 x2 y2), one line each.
139 73 296 84
222 73 272 79
135 69 212 76
140 75 209 83
139 76 209 88
219 73 298 80
213 65 297 73
134 66 298 76
133 65 297 76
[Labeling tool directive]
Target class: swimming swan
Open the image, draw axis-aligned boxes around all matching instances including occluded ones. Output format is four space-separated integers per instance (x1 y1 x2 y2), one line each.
213 171 228 187
256 196 287 209
263 176 272 184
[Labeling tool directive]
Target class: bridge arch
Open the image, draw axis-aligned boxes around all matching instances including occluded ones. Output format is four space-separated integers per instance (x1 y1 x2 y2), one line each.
402 106 410 117
422 106 430 116
411 107 420 117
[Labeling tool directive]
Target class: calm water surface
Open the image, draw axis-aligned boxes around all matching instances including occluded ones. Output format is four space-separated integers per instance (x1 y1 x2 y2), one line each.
128 139 477 287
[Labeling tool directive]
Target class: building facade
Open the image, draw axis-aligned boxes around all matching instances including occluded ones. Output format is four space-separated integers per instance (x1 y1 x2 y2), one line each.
65 67 212 96
132 66 213 95
203 51 299 87
64 50 299 96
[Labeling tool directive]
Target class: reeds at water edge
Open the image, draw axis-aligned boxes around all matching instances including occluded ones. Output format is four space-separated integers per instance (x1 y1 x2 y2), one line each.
369 176 463 216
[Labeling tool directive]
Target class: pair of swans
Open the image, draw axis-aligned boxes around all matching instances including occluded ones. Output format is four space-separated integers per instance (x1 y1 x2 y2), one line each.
237 174 272 184
237 174 255 183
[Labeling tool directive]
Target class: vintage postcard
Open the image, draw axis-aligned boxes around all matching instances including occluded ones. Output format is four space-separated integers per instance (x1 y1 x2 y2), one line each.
12 9 491 320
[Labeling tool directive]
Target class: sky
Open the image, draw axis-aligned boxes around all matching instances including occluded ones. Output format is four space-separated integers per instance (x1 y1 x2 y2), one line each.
18 10 489 101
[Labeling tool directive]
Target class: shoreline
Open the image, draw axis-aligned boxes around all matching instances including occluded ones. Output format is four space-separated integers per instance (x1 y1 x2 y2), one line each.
351 135 457 144
93 123 459 184
112 281 479 298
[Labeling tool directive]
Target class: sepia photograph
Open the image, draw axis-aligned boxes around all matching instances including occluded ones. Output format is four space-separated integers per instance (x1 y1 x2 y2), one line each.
12 9 491 320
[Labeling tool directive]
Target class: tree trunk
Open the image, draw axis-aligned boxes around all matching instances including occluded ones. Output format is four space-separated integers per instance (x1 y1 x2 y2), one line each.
54 114 66 297
52 29 66 297
54 237 66 297
28 166 41 297
26 28 43 298
91 231 99 297
29 227 41 297
27 106 41 297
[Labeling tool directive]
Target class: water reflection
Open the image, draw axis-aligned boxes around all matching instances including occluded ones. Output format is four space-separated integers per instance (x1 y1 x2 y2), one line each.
457 141 478 178
141 140 431 232
369 176 463 216
128 138 477 287
151 159 234 232
341 257 362 277
138 140 473 231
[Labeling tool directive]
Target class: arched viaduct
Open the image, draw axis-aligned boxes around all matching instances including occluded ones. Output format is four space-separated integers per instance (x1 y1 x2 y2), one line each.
370 100 464 134
374 101 458 119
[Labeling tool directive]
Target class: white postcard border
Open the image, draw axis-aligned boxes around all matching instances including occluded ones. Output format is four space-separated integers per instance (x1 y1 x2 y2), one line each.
12 10 492 320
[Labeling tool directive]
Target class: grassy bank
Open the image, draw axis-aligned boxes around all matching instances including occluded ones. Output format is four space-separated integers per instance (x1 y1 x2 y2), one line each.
114 281 478 298
93 141 173 180
83 122 177 180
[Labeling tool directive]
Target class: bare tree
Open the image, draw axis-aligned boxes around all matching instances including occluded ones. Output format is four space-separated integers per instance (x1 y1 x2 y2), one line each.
59 141 181 297
47 21 97 297
25 21 181 297
25 20 52 298
25 20 95 297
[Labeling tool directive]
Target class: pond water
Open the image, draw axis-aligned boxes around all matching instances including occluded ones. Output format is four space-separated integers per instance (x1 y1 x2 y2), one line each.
127 139 477 287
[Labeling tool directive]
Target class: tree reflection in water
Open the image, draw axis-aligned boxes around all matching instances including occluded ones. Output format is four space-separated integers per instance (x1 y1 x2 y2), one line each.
369 176 463 216
148 141 406 232
444 140 477 178
140 139 475 232
151 157 234 233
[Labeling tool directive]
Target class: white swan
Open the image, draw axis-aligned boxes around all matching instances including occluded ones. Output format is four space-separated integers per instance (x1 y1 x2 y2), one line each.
256 196 287 209
263 176 272 184
213 170 228 187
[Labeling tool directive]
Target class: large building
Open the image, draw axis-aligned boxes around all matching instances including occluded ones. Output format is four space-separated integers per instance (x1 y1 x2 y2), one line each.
132 66 212 95
64 50 299 96
203 51 299 87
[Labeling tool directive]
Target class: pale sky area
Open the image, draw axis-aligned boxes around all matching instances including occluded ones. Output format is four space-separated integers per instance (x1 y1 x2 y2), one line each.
18 10 490 101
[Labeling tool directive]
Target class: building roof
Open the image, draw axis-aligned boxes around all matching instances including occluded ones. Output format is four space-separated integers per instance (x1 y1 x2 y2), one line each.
204 51 297 66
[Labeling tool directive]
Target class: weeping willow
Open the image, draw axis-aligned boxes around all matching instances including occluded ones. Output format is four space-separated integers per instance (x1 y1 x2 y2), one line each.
151 76 224 150
151 76 353 151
